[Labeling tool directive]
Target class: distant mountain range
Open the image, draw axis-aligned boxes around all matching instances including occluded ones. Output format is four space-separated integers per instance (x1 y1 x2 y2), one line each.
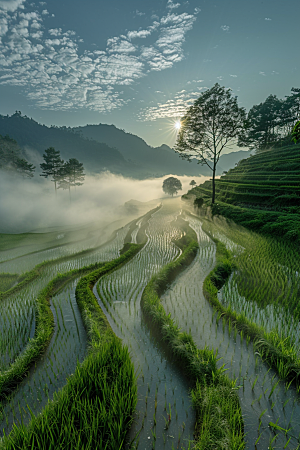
0 113 251 178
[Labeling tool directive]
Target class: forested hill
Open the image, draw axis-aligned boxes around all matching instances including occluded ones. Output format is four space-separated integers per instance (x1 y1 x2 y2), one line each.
0 113 130 175
183 144 300 243
0 112 251 178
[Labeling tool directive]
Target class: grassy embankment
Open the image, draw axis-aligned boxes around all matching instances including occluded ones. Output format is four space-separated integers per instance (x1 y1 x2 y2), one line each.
1 243 144 449
183 144 300 243
141 216 244 450
183 144 300 387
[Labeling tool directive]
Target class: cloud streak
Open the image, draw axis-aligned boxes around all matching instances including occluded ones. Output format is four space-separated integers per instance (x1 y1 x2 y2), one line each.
0 2 199 113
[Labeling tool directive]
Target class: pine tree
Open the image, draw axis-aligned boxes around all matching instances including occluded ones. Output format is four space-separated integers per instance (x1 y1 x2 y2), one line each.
40 147 64 194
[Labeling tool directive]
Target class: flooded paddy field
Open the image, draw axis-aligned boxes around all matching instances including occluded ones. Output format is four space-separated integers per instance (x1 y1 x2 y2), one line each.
0 197 299 449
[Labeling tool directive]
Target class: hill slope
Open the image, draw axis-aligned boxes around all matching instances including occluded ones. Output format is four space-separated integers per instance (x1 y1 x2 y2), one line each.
74 123 212 176
0 113 131 175
183 144 300 242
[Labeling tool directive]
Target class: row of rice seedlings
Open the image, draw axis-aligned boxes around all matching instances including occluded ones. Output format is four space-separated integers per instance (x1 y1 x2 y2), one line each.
203 214 300 320
0 281 87 436
0 274 19 293
131 218 143 244
0 340 136 450
197 214 300 384
161 214 299 449
0 223 131 275
0 225 132 373
218 275 300 348
0 243 144 447
95 199 196 449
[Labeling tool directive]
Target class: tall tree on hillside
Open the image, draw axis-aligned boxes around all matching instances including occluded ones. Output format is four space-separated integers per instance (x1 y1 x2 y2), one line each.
40 147 64 194
57 158 85 201
239 94 283 151
162 177 182 197
281 87 300 134
175 83 246 204
189 180 196 188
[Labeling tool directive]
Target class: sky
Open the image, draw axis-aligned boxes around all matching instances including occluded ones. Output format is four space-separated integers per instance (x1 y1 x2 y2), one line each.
0 0 299 148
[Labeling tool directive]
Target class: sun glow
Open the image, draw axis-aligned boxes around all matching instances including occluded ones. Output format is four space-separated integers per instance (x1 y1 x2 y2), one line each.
174 120 181 130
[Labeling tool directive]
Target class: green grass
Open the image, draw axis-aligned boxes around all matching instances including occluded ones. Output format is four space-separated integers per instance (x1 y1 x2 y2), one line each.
141 219 245 450
0 243 144 449
0 274 19 292
200 221 300 388
0 340 136 450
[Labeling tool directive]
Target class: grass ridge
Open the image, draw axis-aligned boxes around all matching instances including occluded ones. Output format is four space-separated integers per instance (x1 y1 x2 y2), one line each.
0 243 144 449
141 220 245 449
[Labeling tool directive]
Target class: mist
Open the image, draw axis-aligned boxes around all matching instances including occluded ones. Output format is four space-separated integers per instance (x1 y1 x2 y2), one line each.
0 171 209 233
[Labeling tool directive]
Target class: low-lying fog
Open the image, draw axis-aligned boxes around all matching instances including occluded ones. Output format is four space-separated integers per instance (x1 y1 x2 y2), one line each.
0 171 210 233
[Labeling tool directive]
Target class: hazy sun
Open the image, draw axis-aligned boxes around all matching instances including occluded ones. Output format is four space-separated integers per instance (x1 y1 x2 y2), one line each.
174 121 181 130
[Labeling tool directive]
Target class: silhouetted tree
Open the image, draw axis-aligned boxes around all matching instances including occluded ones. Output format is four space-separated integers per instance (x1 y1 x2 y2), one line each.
57 158 85 201
189 180 196 188
40 147 64 194
162 177 182 197
175 83 246 204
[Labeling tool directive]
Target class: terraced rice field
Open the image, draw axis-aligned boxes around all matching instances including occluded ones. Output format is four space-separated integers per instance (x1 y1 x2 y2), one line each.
0 198 299 449
162 214 300 449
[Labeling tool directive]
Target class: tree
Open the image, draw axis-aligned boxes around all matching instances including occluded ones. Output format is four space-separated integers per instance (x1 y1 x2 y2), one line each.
0 134 35 177
175 83 246 204
40 147 64 194
162 177 182 197
239 94 283 151
189 180 196 188
292 120 300 144
57 158 85 201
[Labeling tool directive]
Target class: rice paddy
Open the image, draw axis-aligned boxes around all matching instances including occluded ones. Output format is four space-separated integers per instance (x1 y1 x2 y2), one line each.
0 197 299 449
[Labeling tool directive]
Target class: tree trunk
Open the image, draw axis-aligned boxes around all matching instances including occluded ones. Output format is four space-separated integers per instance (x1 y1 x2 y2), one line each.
212 164 216 204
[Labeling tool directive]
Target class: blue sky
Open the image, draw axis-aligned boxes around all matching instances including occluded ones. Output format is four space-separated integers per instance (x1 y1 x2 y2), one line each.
0 0 299 147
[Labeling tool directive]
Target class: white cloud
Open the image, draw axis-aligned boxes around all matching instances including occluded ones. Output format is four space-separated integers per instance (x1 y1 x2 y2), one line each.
220 25 230 31
138 88 200 121
0 0 25 12
135 10 145 16
0 2 199 113
127 29 152 40
167 0 181 9
230 74 237 77
264 17 271 21
259 71 266 76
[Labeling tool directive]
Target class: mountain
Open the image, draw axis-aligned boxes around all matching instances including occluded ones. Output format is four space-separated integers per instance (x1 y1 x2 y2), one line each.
217 150 252 174
74 123 211 177
0 113 130 175
0 113 251 179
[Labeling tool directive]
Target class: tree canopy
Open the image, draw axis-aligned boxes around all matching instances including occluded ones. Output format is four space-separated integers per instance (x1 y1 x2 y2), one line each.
175 83 246 204
0 134 35 177
162 177 182 197
58 158 85 201
239 87 300 151
40 147 64 193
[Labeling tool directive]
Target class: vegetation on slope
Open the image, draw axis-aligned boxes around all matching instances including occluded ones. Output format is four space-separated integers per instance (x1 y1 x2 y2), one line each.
183 144 300 243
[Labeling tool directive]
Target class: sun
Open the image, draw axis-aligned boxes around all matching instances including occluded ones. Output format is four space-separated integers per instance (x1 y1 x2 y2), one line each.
174 121 181 130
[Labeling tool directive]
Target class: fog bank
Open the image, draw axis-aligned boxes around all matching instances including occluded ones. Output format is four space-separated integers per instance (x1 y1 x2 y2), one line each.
0 171 209 233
